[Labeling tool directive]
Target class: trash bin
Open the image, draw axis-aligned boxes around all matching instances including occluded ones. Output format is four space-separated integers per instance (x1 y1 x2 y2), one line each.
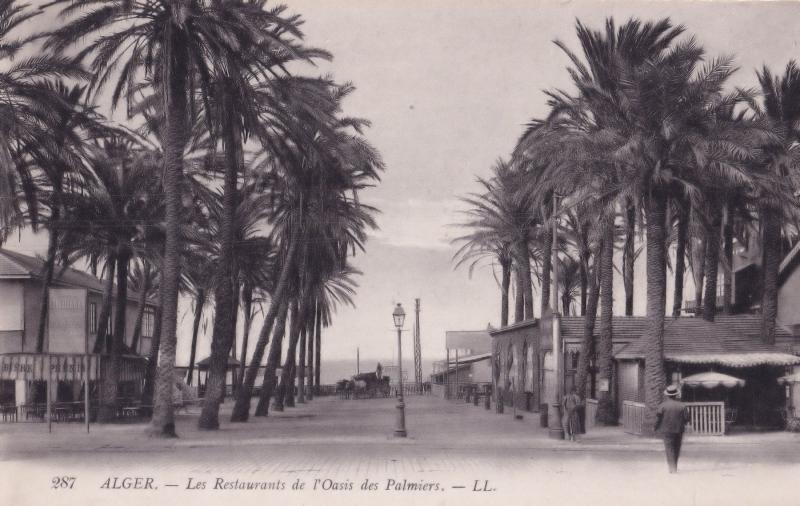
540 403 548 427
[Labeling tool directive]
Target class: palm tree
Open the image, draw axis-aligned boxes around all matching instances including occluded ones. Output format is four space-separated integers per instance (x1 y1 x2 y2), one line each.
46 0 286 437
58 134 162 421
231 84 382 422
752 62 800 343
453 178 515 327
0 1 89 245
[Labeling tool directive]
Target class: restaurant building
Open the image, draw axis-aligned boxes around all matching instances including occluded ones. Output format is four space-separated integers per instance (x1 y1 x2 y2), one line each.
489 313 800 432
0 249 153 419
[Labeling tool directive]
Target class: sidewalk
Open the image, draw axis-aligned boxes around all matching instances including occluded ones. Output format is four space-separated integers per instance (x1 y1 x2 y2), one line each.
2 394 797 458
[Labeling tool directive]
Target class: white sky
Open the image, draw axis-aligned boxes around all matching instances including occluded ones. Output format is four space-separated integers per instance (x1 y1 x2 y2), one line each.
7 0 800 365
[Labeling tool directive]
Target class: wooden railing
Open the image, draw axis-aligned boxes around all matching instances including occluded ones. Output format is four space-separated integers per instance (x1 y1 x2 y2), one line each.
585 399 598 430
622 400 646 435
685 401 725 436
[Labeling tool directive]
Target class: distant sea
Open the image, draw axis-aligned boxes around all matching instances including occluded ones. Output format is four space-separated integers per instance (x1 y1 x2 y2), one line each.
318 358 439 384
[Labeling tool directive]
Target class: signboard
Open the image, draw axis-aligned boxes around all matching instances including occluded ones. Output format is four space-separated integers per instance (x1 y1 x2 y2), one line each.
48 288 88 353
599 379 610 392
0 354 99 381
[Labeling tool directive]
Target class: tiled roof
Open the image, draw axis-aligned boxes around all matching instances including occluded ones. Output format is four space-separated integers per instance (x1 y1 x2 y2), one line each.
560 316 650 342
615 314 799 366
0 249 105 293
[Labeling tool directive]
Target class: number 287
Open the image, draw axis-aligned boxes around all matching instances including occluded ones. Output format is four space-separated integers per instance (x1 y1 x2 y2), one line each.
51 477 76 489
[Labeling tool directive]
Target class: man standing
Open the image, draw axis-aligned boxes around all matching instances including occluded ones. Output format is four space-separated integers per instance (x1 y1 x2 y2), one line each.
654 385 690 473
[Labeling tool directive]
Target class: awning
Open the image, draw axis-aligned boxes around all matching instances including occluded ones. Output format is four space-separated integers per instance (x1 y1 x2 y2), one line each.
667 352 800 368
681 372 745 389
778 372 800 385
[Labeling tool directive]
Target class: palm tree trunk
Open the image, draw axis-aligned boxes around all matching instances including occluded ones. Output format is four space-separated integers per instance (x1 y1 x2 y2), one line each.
297 324 307 404
35 204 60 353
575 260 599 400
691 235 706 311
642 188 668 432
98 246 130 422
596 218 615 425
672 206 688 317
186 289 206 386
230 227 300 422
500 255 511 327
623 200 636 316
237 283 254 394
306 301 316 401
579 255 588 317
149 28 189 438
142 287 163 409
314 305 322 394
518 235 534 320
703 203 722 322
275 298 302 412
254 300 290 416
514 258 524 323
93 253 116 353
199 82 242 430
540 227 552 316
722 203 733 315
761 207 781 344
130 262 152 354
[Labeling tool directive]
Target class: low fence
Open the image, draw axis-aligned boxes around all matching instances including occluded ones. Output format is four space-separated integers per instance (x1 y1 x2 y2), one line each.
622 400 647 435
685 401 725 436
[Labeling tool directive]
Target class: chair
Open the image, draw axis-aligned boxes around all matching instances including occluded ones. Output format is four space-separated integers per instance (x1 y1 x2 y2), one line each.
724 407 738 433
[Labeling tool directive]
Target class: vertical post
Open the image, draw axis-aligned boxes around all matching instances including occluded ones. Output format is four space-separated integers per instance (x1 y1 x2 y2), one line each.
395 325 407 437
455 349 459 399
357 347 360 375
413 298 422 393
445 348 450 399
548 195 564 439
47 354 52 433
84 355 90 433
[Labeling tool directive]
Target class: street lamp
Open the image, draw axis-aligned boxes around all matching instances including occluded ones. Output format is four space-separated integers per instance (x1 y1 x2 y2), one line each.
392 303 408 437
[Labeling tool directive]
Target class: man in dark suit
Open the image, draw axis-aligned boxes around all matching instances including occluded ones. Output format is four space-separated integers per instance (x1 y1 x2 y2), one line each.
654 384 690 473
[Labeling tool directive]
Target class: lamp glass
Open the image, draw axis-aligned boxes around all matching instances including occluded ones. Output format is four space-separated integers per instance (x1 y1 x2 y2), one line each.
392 303 405 328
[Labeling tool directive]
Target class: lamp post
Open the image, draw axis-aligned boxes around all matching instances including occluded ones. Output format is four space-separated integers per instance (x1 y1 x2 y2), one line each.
392 303 408 437
548 194 565 440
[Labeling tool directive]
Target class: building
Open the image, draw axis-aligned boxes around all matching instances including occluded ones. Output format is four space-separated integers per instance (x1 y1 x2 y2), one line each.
490 313 800 430
0 249 154 414
431 330 492 398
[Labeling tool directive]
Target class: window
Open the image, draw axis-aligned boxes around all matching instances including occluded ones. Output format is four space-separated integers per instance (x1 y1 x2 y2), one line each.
89 303 97 334
143 309 155 338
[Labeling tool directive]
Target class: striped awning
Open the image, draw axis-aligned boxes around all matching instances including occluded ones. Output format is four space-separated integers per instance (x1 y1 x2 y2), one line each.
667 352 800 368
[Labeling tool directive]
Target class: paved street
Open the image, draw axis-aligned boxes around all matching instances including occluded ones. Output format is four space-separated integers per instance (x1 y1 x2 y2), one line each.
2 395 799 505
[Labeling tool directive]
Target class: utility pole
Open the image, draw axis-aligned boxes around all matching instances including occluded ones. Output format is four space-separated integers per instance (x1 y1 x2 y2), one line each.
413 298 423 392
357 347 360 375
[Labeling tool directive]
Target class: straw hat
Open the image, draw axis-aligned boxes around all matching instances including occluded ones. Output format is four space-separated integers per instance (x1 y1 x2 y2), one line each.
664 385 680 397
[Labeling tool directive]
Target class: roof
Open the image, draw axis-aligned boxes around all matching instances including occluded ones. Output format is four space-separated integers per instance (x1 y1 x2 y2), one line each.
561 316 650 342
0 249 152 303
615 315 800 367
0 249 106 292
196 355 241 368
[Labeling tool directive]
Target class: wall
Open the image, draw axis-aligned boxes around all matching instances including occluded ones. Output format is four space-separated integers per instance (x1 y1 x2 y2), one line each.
778 267 800 327
490 321 542 411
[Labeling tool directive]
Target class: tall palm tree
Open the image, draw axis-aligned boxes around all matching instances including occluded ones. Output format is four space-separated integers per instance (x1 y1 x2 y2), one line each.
453 178 515 327
752 62 800 343
46 0 287 437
